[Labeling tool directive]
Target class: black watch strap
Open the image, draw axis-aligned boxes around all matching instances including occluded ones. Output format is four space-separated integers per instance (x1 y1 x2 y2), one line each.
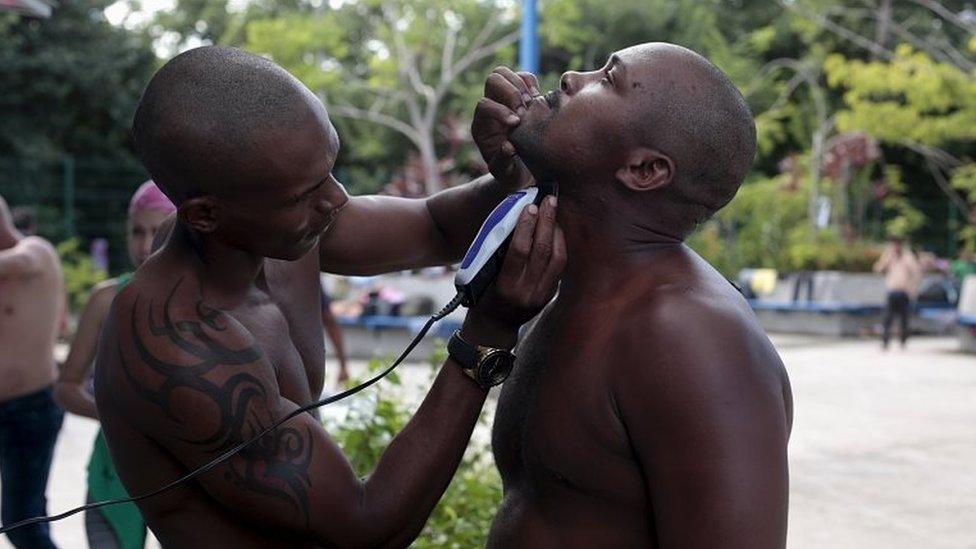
447 330 479 370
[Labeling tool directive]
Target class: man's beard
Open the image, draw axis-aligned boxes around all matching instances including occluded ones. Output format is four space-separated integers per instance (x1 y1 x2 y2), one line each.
509 115 558 183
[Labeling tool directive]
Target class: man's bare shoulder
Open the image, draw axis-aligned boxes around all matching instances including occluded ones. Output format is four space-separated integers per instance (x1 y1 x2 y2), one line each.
19 235 56 254
607 270 785 400
10 235 60 271
99 270 270 437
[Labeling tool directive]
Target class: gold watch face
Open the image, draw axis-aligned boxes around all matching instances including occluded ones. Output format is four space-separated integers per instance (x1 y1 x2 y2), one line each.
478 350 515 387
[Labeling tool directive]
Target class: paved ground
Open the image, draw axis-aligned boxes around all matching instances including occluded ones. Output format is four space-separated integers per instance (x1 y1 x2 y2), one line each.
2 335 974 548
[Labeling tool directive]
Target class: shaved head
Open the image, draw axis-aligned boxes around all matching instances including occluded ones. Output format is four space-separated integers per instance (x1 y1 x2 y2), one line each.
132 46 332 204
132 45 347 261
626 44 756 225
511 42 756 237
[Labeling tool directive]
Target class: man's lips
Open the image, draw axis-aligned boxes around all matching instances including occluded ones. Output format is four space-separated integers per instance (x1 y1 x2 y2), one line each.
543 90 559 110
528 91 556 112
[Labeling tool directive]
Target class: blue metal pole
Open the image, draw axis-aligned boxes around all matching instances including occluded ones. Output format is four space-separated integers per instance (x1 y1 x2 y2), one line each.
519 0 539 73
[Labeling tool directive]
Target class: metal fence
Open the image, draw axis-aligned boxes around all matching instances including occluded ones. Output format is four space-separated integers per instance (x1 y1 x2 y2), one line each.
0 155 148 274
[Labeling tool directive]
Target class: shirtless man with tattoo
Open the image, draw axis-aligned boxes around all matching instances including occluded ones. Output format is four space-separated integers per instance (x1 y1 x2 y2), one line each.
93 46 564 547
479 43 793 547
0 198 65 548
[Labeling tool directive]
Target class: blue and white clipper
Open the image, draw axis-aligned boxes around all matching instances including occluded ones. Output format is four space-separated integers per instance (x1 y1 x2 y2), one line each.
455 186 546 307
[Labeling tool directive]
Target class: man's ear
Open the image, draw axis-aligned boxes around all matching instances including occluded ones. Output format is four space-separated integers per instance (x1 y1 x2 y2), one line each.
615 148 674 192
179 196 219 234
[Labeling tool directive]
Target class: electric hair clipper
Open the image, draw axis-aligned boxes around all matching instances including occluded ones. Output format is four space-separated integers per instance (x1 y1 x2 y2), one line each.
455 183 555 307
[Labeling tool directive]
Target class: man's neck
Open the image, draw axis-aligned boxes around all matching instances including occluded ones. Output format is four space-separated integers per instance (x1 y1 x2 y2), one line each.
557 189 684 295
168 221 264 306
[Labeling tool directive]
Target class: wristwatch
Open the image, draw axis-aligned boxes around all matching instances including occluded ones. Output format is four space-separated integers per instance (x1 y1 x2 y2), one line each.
448 330 516 390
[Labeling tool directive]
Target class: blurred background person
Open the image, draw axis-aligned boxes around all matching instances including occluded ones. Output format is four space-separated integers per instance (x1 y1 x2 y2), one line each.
11 206 36 236
54 181 175 549
874 236 923 350
0 196 65 549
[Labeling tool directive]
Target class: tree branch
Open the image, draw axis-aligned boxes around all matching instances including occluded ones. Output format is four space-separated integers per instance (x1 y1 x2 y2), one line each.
782 0 895 60
321 94 424 147
905 0 976 36
440 22 459 86
854 0 976 72
900 140 974 219
382 3 436 104
438 27 519 100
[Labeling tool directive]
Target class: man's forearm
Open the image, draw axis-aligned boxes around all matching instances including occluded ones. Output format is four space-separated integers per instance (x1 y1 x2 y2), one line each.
53 381 99 419
353 315 515 547
425 173 517 261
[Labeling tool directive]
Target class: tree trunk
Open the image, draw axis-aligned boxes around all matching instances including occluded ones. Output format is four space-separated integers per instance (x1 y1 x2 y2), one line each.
418 133 441 196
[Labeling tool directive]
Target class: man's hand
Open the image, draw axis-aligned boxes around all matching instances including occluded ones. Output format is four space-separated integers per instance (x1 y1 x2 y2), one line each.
463 194 565 346
472 66 541 191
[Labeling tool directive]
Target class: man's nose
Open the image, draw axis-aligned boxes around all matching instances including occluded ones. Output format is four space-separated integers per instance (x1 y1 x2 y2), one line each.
317 176 349 214
313 196 333 215
560 71 583 95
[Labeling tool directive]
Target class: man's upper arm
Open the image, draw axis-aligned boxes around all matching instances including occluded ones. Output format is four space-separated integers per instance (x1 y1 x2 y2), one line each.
318 195 451 275
112 288 376 546
612 311 790 548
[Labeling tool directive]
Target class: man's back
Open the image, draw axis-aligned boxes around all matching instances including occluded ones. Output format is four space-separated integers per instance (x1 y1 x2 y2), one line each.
0 235 63 401
490 247 792 547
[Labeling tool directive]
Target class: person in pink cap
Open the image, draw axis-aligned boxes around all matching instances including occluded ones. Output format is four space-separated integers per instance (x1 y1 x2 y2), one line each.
54 180 175 549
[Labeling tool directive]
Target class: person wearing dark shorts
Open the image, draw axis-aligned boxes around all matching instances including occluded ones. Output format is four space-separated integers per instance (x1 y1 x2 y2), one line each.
874 237 922 349
0 388 63 549
0 198 65 548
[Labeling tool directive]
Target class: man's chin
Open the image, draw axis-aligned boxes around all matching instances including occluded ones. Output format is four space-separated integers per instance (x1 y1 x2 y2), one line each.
268 238 318 261
511 135 556 183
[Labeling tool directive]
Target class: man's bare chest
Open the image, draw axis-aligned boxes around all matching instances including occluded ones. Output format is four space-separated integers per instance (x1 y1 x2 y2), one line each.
492 307 641 500
241 260 325 405
0 276 59 350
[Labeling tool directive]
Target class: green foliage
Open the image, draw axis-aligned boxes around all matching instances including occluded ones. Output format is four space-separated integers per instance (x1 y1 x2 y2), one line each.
881 166 926 238
688 166 902 275
951 164 976 253
0 0 156 161
325 353 501 547
56 238 108 312
688 174 806 275
825 46 976 147
783 226 880 271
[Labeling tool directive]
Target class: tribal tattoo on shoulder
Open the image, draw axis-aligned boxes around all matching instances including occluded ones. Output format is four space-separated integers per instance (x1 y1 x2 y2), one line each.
119 277 314 525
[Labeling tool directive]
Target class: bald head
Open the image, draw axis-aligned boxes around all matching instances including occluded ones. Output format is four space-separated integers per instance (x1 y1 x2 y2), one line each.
626 43 756 226
132 46 329 204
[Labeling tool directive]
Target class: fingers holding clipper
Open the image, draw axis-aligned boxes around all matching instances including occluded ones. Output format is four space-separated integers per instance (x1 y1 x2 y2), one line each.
524 196 557 283
537 224 567 299
497 203 538 287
